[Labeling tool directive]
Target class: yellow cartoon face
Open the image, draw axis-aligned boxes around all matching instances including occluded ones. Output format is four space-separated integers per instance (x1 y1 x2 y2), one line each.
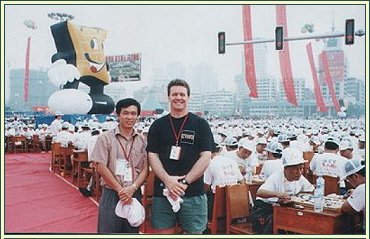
67 21 109 84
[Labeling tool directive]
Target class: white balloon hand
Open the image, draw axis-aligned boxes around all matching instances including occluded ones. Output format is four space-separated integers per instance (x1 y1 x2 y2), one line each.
48 59 80 87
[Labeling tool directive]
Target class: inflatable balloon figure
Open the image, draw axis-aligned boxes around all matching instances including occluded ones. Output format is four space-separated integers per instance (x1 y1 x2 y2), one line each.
48 20 114 114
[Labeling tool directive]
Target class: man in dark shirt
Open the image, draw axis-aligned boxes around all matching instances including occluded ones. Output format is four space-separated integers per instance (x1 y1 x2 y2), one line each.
147 79 213 234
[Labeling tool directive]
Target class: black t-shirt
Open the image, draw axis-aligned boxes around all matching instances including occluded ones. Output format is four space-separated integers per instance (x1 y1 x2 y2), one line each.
146 113 214 197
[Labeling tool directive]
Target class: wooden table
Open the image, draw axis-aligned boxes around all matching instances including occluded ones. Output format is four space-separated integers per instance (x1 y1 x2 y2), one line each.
273 205 349 234
72 149 89 187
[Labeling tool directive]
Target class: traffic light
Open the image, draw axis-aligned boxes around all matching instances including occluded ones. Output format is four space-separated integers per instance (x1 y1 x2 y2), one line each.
275 26 284 50
218 32 225 54
345 19 355 45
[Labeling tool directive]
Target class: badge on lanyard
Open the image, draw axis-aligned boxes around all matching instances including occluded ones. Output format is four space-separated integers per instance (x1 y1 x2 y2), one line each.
169 145 181 160
169 114 188 161
116 159 127 176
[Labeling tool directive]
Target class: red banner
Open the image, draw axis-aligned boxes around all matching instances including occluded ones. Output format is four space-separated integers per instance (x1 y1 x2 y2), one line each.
276 5 297 106
320 52 341 112
24 37 31 102
242 5 258 98
306 43 328 112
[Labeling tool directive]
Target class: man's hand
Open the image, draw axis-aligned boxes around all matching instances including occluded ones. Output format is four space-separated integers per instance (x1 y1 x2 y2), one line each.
164 175 188 197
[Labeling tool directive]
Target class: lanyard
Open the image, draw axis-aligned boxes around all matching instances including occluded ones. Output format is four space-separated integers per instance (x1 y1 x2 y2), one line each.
169 113 189 146
116 135 136 162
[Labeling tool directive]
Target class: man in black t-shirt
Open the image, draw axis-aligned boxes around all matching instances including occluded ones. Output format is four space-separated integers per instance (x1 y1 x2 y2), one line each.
146 79 213 234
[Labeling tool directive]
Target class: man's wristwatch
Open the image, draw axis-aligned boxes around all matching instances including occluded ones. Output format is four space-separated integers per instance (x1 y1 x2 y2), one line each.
180 178 190 186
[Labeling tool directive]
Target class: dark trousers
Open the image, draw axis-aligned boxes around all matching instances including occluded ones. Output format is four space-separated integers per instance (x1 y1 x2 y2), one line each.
98 187 142 233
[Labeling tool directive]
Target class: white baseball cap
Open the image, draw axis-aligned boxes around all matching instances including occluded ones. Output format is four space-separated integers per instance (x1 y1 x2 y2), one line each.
309 136 321 145
257 137 267 145
115 198 145 227
282 148 307 167
266 142 283 154
325 136 340 146
339 139 353 150
223 137 238 147
278 134 289 143
340 159 365 181
240 140 255 152
55 111 64 116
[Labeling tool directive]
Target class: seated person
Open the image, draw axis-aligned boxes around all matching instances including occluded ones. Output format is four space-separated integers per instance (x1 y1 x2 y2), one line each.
341 159 365 234
252 148 314 234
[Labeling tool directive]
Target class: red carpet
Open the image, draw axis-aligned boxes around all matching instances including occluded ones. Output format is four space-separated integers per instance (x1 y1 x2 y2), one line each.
5 153 98 233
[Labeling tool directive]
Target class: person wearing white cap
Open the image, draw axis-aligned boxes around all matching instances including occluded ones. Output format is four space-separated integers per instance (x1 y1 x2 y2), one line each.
55 122 74 147
74 122 91 150
252 148 314 233
277 134 290 149
339 138 357 160
255 137 268 165
224 140 259 176
222 137 239 152
341 159 365 233
203 152 244 222
260 142 284 180
89 98 148 233
50 111 64 141
356 134 365 160
309 136 348 181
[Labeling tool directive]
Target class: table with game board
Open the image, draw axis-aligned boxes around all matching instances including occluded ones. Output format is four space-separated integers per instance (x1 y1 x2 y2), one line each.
273 193 350 234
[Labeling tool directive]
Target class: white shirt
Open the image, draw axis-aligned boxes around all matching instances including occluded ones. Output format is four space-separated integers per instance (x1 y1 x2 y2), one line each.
74 130 91 150
55 130 74 147
260 159 283 180
50 119 62 136
204 155 244 193
87 135 99 160
347 183 365 231
310 152 348 179
257 171 314 203
224 150 259 171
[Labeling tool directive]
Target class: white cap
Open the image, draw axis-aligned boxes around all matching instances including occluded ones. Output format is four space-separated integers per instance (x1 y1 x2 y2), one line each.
309 136 321 145
223 137 238 147
115 198 145 227
278 134 289 143
240 140 255 152
266 142 283 154
55 111 64 116
282 148 306 167
339 139 353 150
341 159 365 181
62 122 69 129
257 137 267 145
325 136 340 146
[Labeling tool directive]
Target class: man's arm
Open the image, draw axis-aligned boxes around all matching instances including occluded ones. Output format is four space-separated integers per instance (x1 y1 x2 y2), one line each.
185 151 211 184
148 152 187 197
256 189 289 199
96 163 123 193
341 201 358 215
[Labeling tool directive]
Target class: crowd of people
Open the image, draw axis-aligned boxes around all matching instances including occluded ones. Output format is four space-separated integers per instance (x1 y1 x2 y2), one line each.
5 79 366 234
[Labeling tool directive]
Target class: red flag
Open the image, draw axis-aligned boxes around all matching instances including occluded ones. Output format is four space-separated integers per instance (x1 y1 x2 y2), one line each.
306 43 328 112
24 37 31 102
320 52 341 112
242 5 258 98
276 5 297 106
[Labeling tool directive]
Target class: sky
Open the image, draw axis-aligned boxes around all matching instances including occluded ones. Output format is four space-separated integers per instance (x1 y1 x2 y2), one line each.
3 4 366 99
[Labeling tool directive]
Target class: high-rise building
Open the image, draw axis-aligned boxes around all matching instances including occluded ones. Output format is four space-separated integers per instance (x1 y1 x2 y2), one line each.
344 77 365 105
202 89 235 116
8 68 58 111
187 62 218 94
